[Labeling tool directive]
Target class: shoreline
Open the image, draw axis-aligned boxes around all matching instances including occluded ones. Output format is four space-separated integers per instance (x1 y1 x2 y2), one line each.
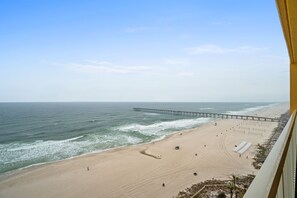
0 118 215 179
0 104 278 177
0 103 289 198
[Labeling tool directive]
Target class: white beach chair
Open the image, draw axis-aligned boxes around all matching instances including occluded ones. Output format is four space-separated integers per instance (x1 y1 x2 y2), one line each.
238 142 252 155
233 141 247 152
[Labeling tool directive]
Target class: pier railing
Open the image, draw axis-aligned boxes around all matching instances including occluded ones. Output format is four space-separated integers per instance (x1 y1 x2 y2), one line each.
133 107 280 122
244 111 296 197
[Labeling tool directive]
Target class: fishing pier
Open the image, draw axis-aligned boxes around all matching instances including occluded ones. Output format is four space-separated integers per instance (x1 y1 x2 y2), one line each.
133 108 279 122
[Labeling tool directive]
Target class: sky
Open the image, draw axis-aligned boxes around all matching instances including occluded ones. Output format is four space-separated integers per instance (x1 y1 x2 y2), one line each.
0 0 290 102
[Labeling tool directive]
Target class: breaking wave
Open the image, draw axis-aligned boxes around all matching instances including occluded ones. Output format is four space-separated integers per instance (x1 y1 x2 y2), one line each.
226 104 276 115
116 117 211 136
0 134 142 173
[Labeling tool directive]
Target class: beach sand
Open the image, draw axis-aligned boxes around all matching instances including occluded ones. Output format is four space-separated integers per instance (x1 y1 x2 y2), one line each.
0 104 288 198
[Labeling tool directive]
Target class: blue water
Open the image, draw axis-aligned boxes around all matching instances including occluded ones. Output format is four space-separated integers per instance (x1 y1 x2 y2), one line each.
0 102 274 174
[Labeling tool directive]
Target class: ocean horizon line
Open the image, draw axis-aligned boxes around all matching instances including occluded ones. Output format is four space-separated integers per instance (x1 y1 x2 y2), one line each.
0 101 287 103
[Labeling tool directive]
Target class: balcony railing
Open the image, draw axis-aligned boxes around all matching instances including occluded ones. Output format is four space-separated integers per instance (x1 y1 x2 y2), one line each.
244 111 296 197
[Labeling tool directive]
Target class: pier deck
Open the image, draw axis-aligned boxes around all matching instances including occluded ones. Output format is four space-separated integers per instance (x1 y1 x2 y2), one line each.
133 108 279 122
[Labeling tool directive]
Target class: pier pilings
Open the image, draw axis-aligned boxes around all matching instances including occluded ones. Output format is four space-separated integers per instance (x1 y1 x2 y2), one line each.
133 108 279 122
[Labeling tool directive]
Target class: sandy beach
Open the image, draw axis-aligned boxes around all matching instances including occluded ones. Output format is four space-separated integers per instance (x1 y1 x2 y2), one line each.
0 103 288 198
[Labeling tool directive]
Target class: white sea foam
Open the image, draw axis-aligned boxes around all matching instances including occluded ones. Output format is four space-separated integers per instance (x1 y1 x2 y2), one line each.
199 107 213 110
226 104 276 115
143 113 159 116
0 134 142 166
7 136 84 152
116 117 211 136
91 134 142 145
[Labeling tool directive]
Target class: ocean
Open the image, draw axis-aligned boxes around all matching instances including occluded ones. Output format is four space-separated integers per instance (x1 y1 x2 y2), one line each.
0 102 275 174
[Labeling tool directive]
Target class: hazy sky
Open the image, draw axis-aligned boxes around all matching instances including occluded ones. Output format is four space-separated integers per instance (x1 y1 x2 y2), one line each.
0 0 289 102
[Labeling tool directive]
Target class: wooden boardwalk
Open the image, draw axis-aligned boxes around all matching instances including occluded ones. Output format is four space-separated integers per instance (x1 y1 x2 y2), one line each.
133 108 280 122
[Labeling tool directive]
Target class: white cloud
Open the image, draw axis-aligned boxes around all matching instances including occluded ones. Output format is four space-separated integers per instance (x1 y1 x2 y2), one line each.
71 61 154 74
187 44 268 54
188 45 229 54
124 26 157 33
66 60 197 78
238 46 268 52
